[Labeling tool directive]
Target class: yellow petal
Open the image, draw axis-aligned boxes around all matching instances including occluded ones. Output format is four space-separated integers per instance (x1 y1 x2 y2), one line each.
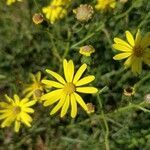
67 60 74 82
22 108 34 113
14 94 20 105
141 32 150 49
20 98 29 105
20 112 32 126
5 94 13 102
70 94 77 118
41 89 62 101
113 53 131 60
50 94 66 115
124 57 132 68
46 69 66 85
114 38 132 48
63 59 70 82
14 121 21 132
131 57 142 74
1 116 13 128
42 80 64 88
73 93 87 111
60 95 70 117
30 73 36 82
73 64 87 84
76 87 98 94
25 92 33 98
23 87 32 94
23 100 36 107
110 1 116 8
143 50 150 65
0 112 12 120
36 71 41 82
113 44 132 52
135 29 141 46
0 102 9 108
75 76 95 86
43 90 62 106
125 31 135 47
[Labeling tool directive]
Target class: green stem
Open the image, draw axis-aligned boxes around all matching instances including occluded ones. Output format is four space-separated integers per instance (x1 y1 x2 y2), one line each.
71 23 104 49
115 5 134 20
97 92 110 150
47 31 62 63
138 11 150 28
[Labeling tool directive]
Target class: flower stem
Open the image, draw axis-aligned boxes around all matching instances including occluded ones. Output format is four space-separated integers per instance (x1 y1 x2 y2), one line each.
71 23 104 49
97 91 110 150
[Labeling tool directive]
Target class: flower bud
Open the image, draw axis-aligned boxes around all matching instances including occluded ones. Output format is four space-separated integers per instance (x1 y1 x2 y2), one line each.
123 86 135 97
79 45 95 56
32 13 44 25
73 4 94 22
86 103 95 114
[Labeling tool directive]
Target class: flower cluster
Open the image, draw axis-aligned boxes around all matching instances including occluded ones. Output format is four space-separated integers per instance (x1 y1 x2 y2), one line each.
2 0 150 134
0 59 97 132
42 0 71 24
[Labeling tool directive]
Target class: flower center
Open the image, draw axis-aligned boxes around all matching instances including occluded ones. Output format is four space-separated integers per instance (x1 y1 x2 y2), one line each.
133 46 143 57
13 106 21 114
63 83 75 95
50 5 57 9
34 89 42 98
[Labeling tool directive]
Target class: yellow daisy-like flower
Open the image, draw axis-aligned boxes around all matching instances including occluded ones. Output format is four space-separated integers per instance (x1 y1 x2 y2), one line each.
41 59 98 118
95 0 116 10
6 0 22 5
23 72 45 102
112 29 150 74
42 0 71 24
0 94 36 132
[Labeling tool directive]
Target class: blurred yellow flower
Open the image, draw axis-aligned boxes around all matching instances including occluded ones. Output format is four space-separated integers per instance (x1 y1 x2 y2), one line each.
41 59 98 118
79 45 95 56
112 29 150 74
6 0 22 5
0 94 36 132
42 0 71 24
95 0 116 10
23 72 45 102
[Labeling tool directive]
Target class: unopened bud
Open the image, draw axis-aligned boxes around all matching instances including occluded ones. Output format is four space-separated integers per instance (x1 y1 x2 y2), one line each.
79 45 95 56
73 4 94 22
32 13 44 25
86 103 95 114
123 86 135 97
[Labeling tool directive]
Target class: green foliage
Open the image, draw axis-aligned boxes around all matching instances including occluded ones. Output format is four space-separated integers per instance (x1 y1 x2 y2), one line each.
0 0 150 149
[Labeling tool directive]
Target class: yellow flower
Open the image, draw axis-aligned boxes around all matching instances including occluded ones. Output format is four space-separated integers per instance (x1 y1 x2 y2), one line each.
23 72 45 102
0 94 36 132
42 0 71 24
95 0 116 10
41 59 98 118
6 0 22 5
79 45 95 56
112 29 150 74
